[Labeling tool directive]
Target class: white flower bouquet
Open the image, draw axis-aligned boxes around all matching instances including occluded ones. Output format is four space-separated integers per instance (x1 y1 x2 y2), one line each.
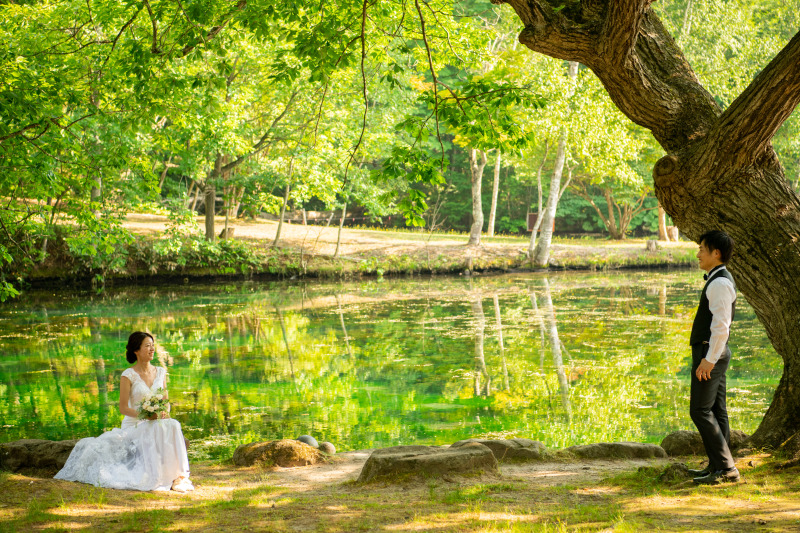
137 388 170 420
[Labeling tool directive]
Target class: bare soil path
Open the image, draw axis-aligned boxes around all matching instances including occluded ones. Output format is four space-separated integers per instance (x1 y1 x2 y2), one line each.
124 213 694 268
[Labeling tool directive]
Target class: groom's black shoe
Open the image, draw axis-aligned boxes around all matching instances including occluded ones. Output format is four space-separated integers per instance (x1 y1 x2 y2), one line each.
693 467 740 485
687 465 711 476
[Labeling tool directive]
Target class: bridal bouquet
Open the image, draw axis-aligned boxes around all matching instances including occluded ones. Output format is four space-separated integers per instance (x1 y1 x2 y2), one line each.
137 388 170 420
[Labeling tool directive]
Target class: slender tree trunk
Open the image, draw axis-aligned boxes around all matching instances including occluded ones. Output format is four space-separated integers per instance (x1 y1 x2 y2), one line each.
500 0 800 448
658 203 670 241
334 202 347 258
273 182 291 247
205 154 222 241
532 134 567 265
528 142 549 257
204 185 215 242
603 189 622 239
487 150 502 238
532 62 578 266
467 148 488 246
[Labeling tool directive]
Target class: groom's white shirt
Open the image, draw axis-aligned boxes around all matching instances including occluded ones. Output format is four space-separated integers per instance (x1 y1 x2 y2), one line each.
705 265 736 365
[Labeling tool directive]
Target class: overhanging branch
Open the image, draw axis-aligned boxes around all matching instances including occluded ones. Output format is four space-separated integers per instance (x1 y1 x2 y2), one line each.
709 30 800 166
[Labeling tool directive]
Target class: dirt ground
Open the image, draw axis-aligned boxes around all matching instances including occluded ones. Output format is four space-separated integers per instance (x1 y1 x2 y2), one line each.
125 213 694 267
6 448 798 532
215 449 668 491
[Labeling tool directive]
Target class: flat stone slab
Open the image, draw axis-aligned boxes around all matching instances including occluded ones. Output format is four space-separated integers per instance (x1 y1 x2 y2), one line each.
357 443 498 483
233 439 324 467
0 439 78 471
451 438 546 462
660 430 749 456
565 442 667 459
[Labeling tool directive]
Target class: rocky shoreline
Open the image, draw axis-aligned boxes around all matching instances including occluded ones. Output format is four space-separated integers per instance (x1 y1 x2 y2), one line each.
1 430 749 482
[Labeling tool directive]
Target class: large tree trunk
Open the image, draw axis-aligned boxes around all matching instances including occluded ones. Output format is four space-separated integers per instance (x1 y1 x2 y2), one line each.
497 0 800 448
487 150 502 238
467 148 488 246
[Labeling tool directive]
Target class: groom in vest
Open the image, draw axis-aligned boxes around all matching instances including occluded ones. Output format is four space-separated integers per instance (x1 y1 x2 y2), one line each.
688 230 740 484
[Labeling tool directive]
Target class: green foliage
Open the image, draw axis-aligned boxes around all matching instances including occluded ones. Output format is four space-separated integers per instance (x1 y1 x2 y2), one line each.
0 0 797 288
64 214 135 277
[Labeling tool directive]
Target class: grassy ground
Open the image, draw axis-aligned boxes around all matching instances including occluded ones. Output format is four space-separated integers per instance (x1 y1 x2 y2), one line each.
3 452 799 532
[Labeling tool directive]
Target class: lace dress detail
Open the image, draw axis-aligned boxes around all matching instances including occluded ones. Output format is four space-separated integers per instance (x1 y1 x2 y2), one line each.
54 366 192 492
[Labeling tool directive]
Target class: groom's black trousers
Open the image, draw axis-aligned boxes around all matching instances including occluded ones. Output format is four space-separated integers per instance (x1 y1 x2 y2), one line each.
690 343 735 472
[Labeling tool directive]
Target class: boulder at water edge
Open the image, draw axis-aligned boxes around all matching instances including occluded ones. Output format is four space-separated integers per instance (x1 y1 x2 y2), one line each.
318 441 336 455
0 439 79 471
660 430 749 456
233 439 324 467
357 443 498 483
565 442 667 459
297 435 319 448
451 438 546 462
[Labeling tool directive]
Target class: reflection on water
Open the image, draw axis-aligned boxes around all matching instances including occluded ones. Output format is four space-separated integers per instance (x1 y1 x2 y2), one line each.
0 271 782 453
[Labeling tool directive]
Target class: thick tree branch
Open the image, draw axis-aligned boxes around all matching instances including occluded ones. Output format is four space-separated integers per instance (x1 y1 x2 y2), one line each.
709 31 800 167
603 0 653 62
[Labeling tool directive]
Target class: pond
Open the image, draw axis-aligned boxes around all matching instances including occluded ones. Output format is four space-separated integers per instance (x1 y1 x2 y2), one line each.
0 270 782 458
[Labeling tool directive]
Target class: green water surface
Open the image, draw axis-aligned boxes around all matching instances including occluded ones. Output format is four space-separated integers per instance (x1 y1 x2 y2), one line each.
0 270 782 457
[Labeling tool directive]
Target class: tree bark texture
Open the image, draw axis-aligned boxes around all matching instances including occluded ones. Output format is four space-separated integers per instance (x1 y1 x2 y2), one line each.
527 142 549 257
487 151 502 238
658 204 669 241
495 0 800 448
532 61 578 266
204 154 223 241
468 148 488 246
532 131 567 265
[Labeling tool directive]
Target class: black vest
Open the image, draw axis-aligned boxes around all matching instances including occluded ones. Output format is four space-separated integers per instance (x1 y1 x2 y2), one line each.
690 266 736 346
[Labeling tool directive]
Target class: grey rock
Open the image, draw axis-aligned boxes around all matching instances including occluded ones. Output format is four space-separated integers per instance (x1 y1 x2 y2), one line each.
357 443 497 483
233 439 323 467
297 435 319 448
660 430 749 457
660 430 704 456
0 439 79 471
565 442 667 459
451 438 546 462
319 442 336 455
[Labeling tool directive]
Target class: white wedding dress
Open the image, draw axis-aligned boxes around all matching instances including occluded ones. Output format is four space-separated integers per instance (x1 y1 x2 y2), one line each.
55 367 193 491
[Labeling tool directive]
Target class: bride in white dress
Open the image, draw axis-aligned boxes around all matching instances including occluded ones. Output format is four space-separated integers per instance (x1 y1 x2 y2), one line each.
55 332 194 492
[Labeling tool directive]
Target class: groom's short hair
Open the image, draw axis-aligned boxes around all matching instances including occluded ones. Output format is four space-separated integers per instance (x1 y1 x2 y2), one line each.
699 230 734 263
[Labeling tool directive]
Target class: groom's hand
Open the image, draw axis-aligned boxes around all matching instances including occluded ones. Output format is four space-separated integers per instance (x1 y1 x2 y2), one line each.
696 359 715 381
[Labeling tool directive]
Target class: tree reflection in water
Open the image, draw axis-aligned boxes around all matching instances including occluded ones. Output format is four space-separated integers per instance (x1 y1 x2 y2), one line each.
0 271 782 455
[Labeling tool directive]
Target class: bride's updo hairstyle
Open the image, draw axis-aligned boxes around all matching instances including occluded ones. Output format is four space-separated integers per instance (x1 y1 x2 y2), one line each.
126 331 154 364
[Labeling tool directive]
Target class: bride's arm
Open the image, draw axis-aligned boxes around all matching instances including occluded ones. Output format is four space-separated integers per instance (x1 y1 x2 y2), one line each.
118 376 140 418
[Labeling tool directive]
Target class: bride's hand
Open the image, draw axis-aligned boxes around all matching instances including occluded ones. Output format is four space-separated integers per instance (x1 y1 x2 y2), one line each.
158 411 170 419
